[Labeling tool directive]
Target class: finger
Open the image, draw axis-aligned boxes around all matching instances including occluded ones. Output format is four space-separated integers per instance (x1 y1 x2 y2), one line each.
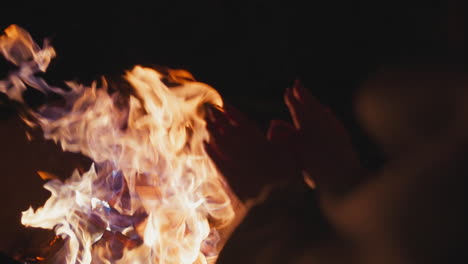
222 103 251 127
292 80 328 120
284 86 307 129
287 81 336 130
205 115 236 153
205 118 224 144
292 79 321 110
205 104 231 132
294 84 347 136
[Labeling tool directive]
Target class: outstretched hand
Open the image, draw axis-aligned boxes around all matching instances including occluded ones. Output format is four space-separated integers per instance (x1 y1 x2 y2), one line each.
204 81 365 205
283 80 365 199
203 104 302 203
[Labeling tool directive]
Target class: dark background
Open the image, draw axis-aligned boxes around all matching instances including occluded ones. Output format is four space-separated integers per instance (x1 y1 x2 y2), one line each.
0 0 466 258
1 0 464 161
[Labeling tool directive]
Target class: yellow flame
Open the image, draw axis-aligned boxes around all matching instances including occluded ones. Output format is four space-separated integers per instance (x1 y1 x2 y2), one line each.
37 171 58 180
0 25 241 264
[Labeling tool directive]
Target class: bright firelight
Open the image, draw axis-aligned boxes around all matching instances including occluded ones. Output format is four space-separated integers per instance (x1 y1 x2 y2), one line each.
0 25 241 264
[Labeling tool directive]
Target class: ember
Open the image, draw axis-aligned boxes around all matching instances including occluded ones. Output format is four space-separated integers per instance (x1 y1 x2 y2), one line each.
0 25 241 264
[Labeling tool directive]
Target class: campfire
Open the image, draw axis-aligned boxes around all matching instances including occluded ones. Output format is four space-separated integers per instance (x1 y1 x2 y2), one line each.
0 25 242 264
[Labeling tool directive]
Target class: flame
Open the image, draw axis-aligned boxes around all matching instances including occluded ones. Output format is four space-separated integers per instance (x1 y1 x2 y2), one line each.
0 25 241 264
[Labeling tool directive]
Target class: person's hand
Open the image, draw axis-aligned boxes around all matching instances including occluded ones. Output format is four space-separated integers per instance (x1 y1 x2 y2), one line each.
283 80 365 199
203 104 302 203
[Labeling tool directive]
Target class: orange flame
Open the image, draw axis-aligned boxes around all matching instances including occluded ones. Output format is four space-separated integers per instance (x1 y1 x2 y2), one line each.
0 25 241 264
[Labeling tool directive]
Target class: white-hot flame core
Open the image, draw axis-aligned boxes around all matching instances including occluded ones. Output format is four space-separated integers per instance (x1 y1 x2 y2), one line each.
0 25 236 264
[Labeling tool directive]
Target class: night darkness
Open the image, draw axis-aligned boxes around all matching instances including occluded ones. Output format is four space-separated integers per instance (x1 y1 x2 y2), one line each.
1 0 461 155
1 0 467 263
